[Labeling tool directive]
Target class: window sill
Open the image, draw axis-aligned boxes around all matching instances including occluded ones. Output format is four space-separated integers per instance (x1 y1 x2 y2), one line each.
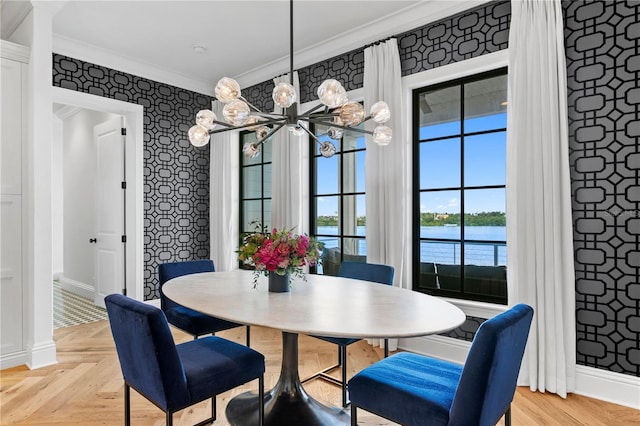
440 297 507 320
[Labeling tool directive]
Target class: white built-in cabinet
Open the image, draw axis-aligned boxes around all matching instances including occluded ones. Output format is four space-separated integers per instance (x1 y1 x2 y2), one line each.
1 41 29 362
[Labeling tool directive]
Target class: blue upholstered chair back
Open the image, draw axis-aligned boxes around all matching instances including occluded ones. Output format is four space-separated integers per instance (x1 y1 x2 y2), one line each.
105 294 190 411
338 261 394 285
449 303 534 426
159 260 215 312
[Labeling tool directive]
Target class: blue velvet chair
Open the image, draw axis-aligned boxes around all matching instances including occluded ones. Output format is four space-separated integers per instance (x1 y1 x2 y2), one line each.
348 303 534 426
159 260 250 345
305 261 395 407
105 294 265 426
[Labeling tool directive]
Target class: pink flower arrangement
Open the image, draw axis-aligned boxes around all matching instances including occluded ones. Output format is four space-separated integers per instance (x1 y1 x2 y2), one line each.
237 224 322 287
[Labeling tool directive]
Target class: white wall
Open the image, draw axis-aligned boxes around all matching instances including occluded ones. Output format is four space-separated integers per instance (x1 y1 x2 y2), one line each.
61 109 119 289
51 117 63 278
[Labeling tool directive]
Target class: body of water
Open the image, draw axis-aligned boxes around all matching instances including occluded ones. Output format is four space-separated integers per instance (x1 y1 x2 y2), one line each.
316 225 506 266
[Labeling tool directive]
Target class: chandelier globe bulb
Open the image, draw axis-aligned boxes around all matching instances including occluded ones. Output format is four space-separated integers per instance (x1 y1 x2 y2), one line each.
215 77 241 103
272 82 297 108
370 101 391 123
372 124 392 146
195 109 217 130
188 124 210 147
223 100 251 126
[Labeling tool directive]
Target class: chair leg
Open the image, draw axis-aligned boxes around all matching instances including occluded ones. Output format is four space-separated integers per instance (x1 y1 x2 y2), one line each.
212 396 216 421
124 383 131 426
384 339 389 358
505 405 511 426
246 326 251 347
258 375 265 426
341 345 348 407
351 403 357 425
166 411 172 426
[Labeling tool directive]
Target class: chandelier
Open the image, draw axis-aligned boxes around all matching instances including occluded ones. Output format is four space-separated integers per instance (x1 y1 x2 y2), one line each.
187 0 392 158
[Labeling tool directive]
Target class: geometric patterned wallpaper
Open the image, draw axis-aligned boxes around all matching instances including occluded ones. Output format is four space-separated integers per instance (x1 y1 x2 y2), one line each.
50 0 639 377
52 54 213 300
563 0 640 376
244 0 640 377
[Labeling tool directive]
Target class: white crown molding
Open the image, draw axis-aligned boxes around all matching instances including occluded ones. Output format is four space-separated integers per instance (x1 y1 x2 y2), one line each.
235 0 493 88
0 0 31 40
51 0 491 95
0 40 30 63
52 34 213 96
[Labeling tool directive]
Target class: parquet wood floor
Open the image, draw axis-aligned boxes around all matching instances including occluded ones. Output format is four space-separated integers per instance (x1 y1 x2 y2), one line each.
1 321 638 425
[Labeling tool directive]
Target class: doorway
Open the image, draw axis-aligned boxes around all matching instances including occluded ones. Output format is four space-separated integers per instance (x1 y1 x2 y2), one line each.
51 88 144 313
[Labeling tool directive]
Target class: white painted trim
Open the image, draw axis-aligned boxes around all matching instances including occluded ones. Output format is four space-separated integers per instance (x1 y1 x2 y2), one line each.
50 1 492 93
0 350 27 370
25 340 57 369
51 87 145 303
146 298 161 308
53 35 212 96
58 276 94 300
398 334 471 364
574 366 640 409
236 0 493 88
0 40 30 63
398 338 640 409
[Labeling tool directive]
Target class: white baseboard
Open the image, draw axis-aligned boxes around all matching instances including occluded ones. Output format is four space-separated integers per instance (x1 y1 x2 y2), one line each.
398 336 640 409
26 340 57 369
146 298 160 308
398 334 470 365
0 350 27 370
58 276 94 300
575 365 640 409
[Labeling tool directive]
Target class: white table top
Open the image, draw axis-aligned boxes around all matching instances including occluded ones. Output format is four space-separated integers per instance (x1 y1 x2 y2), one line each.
162 270 466 339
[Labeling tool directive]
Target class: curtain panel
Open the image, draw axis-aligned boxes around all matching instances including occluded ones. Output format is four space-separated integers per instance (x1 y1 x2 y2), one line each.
506 0 576 397
209 100 240 271
363 39 407 351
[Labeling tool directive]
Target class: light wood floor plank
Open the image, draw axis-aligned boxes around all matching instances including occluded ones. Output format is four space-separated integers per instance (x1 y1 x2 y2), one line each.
1 321 637 425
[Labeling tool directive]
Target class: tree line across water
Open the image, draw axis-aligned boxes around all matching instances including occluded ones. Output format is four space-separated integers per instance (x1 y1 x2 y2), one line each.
316 212 506 227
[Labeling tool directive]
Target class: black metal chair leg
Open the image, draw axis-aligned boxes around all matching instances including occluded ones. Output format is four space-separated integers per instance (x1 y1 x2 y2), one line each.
124 383 131 426
212 396 216 421
351 403 357 425
246 326 251 347
258 375 265 426
166 411 172 426
341 345 348 407
384 339 389 358
505 405 511 426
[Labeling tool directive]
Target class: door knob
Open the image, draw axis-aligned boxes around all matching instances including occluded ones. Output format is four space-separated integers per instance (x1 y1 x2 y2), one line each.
89 238 97 243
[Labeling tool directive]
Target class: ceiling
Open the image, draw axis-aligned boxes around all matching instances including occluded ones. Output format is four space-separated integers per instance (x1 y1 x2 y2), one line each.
1 1 485 95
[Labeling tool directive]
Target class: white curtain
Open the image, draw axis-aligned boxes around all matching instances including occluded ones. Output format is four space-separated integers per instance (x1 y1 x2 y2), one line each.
506 0 576 397
209 100 240 271
363 39 406 351
271 71 309 233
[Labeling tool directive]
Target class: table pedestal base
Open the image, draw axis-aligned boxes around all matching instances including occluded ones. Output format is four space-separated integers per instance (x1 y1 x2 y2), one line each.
226 332 350 425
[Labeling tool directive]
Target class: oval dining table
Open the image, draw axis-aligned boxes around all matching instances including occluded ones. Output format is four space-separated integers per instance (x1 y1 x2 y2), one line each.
163 269 466 426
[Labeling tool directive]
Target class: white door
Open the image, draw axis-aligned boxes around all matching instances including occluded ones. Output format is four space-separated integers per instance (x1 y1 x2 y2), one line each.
94 116 125 308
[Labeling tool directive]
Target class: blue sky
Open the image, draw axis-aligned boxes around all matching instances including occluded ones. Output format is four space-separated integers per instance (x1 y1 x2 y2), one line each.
315 113 507 216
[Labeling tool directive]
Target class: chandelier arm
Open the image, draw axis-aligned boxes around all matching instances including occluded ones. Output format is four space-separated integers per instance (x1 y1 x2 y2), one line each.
239 96 266 114
305 117 374 135
297 122 322 144
208 118 285 135
257 121 287 145
298 103 328 117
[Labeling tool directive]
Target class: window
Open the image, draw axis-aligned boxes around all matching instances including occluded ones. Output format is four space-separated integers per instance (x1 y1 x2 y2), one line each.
239 131 272 235
412 68 508 304
310 122 367 276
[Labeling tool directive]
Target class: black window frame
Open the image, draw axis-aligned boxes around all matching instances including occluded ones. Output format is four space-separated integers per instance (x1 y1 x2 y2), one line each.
412 67 508 305
238 130 271 241
309 121 367 275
